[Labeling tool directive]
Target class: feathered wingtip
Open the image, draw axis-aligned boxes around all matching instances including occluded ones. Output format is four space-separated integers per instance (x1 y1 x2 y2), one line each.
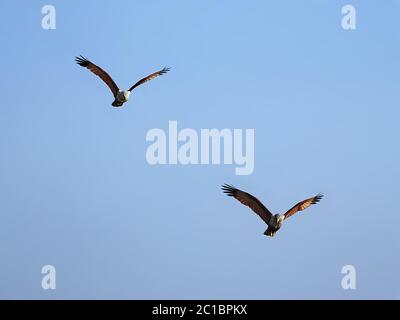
75 55 90 67
312 193 324 204
160 67 171 74
221 184 237 197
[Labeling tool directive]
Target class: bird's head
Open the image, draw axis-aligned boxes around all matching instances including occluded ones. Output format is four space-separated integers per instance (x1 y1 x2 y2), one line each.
123 90 131 100
276 214 285 225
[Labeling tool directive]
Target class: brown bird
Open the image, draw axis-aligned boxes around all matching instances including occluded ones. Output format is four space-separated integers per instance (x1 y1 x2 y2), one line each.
75 55 170 107
222 184 323 237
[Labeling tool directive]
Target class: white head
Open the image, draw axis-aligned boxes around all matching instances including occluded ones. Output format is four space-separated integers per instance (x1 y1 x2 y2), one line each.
276 214 285 225
123 90 131 100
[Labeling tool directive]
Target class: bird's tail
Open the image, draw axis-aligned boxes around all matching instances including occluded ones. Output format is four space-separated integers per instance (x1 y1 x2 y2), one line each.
264 228 276 237
112 99 123 107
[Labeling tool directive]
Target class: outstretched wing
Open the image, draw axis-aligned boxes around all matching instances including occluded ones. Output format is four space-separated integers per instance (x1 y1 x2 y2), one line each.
128 67 170 92
283 193 324 220
222 184 273 226
75 55 119 97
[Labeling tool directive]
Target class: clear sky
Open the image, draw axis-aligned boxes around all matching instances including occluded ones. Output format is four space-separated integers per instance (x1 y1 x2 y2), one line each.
0 0 399 299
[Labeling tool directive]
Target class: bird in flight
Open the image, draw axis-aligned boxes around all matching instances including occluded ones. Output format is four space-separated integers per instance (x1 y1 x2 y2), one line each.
222 184 323 237
75 55 170 107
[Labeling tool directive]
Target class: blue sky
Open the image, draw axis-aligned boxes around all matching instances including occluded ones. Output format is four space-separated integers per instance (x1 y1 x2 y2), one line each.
0 0 399 299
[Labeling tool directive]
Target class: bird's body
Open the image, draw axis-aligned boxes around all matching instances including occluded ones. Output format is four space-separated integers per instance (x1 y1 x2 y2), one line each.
222 184 323 237
113 90 131 107
75 55 169 107
264 214 284 237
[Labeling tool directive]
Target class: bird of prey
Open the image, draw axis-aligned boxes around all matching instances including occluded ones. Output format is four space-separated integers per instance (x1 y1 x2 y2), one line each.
222 184 323 237
75 55 170 107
